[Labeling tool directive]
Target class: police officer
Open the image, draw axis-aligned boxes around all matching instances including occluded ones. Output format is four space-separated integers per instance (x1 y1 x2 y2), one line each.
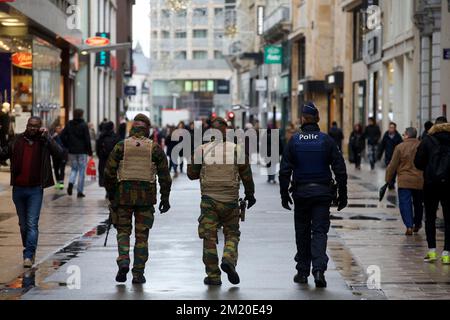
188 117 256 286
104 114 172 284
279 103 348 288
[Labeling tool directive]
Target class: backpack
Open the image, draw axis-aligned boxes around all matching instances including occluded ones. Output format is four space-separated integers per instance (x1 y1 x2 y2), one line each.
428 136 450 185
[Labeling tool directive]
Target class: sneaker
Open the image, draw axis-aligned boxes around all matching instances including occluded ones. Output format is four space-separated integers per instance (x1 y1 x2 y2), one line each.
220 261 240 285
204 277 222 286
132 274 146 284
442 254 450 265
67 183 73 196
424 251 438 263
23 258 33 268
59 183 65 190
77 192 86 198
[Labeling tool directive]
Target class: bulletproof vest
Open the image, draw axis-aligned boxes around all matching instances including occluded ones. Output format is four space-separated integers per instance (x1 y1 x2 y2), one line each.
118 137 156 183
200 141 240 203
292 131 332 185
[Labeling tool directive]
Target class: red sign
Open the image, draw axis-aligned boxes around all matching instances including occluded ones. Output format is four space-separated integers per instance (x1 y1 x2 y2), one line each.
12 52 32 69
85 36 110 47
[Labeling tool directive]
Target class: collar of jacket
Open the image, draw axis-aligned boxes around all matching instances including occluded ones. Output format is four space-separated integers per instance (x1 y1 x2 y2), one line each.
301 123 320 132
428 123 450 135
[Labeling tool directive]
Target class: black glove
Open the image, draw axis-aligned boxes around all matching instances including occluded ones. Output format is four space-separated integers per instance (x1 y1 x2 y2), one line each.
337 194 348 212
281 195 293 211
159 200 171 214
245 195 256 209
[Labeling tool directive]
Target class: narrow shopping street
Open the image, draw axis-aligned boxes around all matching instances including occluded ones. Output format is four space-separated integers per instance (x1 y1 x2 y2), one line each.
0 162 448 301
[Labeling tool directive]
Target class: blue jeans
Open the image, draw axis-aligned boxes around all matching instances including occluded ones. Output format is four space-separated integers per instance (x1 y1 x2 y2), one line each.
68 154 87 193
12 187 44 259
398 188 424 229
367 144 378 169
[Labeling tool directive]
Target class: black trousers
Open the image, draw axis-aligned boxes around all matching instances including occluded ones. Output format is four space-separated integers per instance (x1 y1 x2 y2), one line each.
424 186 450 251
52 156 66 183
294 197 331 276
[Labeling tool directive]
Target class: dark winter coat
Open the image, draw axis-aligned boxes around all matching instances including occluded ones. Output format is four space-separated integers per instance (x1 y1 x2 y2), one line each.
378 131 403 165
364 124 382 146
60 119 93 155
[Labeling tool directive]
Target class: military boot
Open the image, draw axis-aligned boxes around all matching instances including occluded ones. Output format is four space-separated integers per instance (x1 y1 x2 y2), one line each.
220 261 240 285
115 266 129 283
204 277 222 286
293 273 308 284
313 271 327 288
132 274 146 284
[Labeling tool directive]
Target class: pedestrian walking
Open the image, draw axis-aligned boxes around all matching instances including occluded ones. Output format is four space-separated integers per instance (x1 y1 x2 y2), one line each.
188 117 256 286
118 117 127 141
364 117 382 170
60 109 93 198
329 121 344 151
385 127 424 235
414 116 450 265
96 121 119 191
378 122 403 189
104 114 172 284
349 124 365 170
421 121 434 140
279 102 348 288
52 125 68 190
0 116 62 268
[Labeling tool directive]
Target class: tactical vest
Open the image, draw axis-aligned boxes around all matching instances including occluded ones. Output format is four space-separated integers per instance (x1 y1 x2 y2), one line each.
200 141 240 203
293 131 332 185
118 137 156 183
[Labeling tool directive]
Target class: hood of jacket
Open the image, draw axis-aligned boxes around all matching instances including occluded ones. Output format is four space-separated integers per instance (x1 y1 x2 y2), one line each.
428 123 450 135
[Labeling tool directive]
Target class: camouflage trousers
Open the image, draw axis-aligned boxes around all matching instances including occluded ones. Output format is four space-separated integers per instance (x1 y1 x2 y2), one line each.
198 197 241 280
114 205 155 276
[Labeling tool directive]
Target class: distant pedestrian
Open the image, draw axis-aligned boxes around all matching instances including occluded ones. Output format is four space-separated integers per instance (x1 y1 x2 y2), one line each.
52 125 68 190
118 117 127 141
60 109 93 198
349 124 365 170
364 117 381 170
385 127 423 236
328 121 344 151
415 116 450 265
0 117 62 268
378 122 403 188
99 118 108 133
88 123 96 154
96 121 119 191
421 121 434 140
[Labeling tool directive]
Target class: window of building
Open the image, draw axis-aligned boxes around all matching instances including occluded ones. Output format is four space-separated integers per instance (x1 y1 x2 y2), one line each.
151 51 158 60
207 80 215 92
176 9 187 17
214 8 224 16
174 51 187 60
298 37 306 80
161 51 171 59
193 81 200 92
175 31 187 38
193 8 208 17
185 81 193 92
193 30 208 38
162 31 170 39
193 51 208 59
353 8 365 62
152 31 158 38
214 50 223 59
353 81 366 126
161 9 171 19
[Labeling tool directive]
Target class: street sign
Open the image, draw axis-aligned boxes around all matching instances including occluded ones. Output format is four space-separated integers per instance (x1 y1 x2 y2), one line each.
124 86 137 96
444 49 450 60
255 79 267 91
264 46 283 64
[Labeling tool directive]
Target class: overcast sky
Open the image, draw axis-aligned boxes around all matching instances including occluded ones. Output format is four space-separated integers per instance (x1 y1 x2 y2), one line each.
133 0 150 57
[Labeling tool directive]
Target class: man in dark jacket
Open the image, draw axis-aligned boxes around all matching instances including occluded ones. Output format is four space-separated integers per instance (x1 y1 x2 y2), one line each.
0 116 62 268
279 102 348 288
328 121 344 151
414 116 450 265
60 109 93 198
378 122 403 189
364 117 382 170
96 121 119 190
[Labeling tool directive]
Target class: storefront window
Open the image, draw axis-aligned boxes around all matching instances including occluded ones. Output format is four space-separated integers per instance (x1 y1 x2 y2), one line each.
32 37 61 128
353 81 366 126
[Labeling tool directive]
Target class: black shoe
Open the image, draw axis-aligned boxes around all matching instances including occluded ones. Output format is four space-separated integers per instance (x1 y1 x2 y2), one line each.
115 267 129 283
294 273 308 284
204 277 222 286
77 192 86 198
67 183 73 196
132 274 146 284
220 261 240 285
313 271 327 288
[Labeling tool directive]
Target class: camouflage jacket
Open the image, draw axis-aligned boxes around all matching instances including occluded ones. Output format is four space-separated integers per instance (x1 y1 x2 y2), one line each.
104 141 172 207
187 144 255 200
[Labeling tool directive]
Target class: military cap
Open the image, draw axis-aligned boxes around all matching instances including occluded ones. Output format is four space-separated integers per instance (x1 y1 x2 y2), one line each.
134 114 151 127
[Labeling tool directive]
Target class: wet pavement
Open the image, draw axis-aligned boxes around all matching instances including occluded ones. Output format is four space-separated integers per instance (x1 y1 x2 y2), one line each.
0 161 449 300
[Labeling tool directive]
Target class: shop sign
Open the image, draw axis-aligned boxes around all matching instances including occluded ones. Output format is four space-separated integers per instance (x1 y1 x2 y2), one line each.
124 86 137 96
444 49 450 60
264 46 282 64
255 79 267 92
85 36 110 47
95 32 110 67
12 52 32 69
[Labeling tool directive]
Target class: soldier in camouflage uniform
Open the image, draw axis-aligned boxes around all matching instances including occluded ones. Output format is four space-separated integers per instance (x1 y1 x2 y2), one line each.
104 114 172 284
188 117 256 286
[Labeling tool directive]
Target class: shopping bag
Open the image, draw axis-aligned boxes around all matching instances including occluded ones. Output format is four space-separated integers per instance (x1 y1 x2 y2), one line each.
379 183 389 202
86 157 97 177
